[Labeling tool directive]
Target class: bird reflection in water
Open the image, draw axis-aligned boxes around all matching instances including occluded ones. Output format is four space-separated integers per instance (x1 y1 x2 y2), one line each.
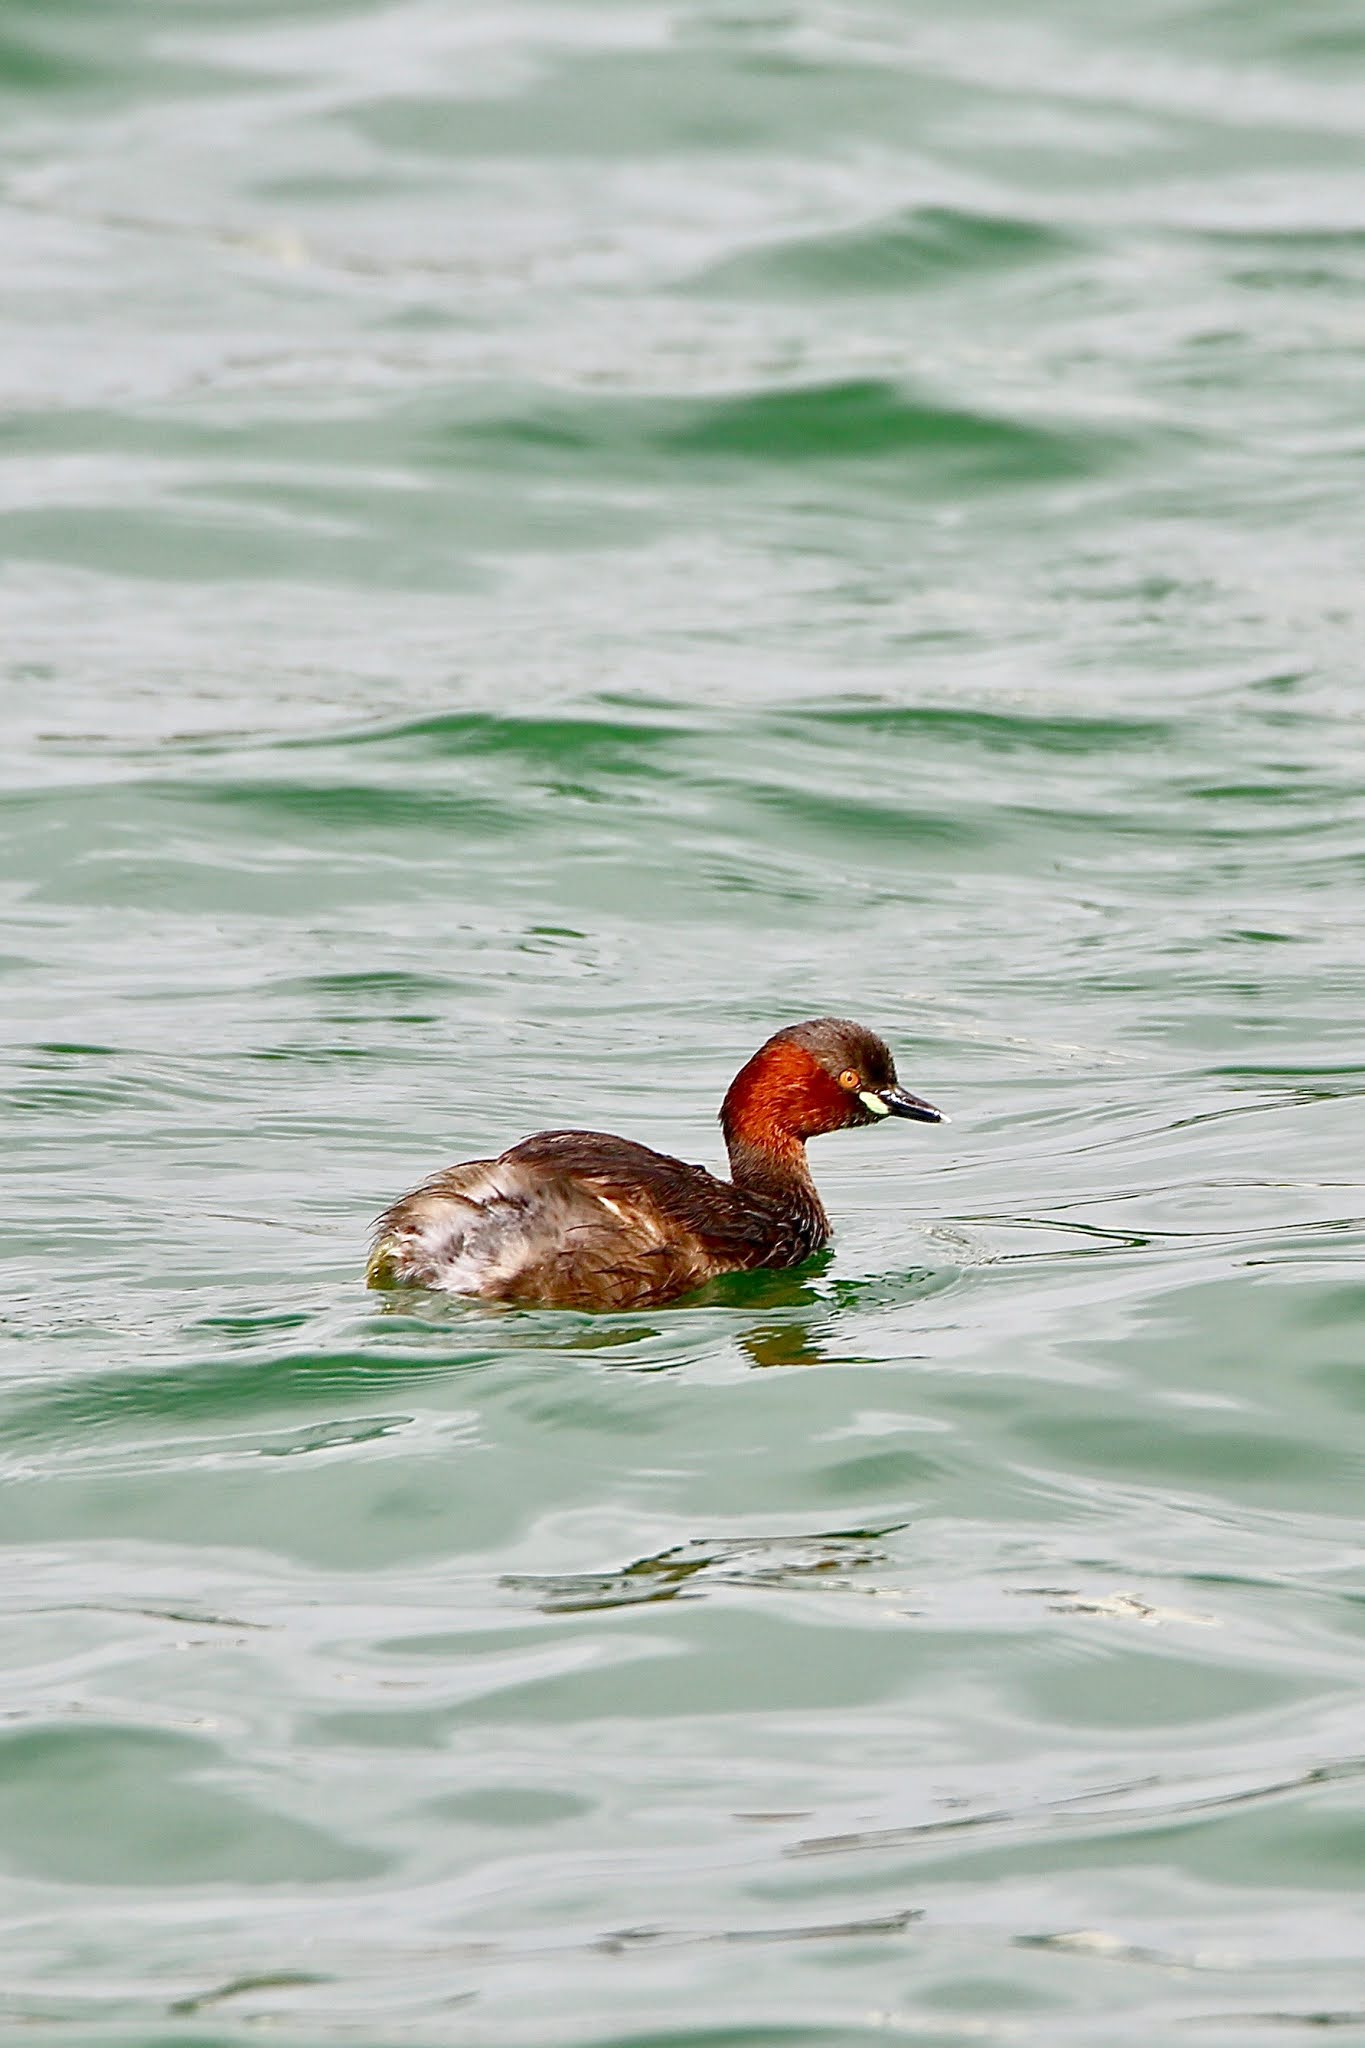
368 1253 944 1373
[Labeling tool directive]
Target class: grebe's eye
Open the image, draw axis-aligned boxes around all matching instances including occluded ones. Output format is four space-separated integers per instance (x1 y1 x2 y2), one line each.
838 1068 861 1091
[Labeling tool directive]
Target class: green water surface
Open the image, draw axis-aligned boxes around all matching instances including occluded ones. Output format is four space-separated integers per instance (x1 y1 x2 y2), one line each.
2 1 1364 2043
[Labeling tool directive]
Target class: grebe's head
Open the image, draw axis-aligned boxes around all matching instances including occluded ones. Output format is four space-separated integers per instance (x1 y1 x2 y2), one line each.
721 1016 945 1153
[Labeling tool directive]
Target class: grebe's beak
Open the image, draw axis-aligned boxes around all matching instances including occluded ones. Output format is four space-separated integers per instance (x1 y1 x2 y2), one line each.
859 1084 948 1124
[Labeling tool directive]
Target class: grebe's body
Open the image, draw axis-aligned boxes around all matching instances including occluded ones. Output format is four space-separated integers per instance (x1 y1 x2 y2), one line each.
367 1018 944 1311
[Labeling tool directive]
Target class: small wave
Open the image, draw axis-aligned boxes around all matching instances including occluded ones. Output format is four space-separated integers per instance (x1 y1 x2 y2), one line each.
689 204 1085 298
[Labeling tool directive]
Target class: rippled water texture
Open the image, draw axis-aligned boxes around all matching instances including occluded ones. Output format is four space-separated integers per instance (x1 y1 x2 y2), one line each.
4 1 1365 2042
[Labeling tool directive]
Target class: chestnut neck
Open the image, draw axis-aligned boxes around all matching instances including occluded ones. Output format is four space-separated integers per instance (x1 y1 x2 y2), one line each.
719 1040 840 1224
723 1123 818 1196
723 1123 829 1259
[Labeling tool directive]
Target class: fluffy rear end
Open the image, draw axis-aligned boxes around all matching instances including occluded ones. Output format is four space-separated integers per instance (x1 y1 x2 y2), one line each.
368 1150 726 1309
367 1165 532 1298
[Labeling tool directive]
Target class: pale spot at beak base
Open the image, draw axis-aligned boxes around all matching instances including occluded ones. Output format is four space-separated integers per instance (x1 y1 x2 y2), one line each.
858 1091 891 1117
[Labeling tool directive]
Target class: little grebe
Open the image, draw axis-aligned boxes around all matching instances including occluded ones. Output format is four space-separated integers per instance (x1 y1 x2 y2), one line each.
367 1016 945 1311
